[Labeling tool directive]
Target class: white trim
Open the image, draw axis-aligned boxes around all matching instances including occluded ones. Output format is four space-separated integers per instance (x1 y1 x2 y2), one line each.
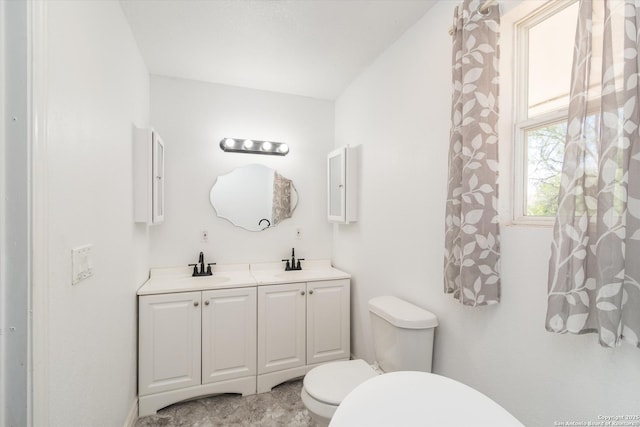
139 376 257 417
509 216 554 227
0 1 6 425
500 0 578 224
498 0 522 224
28 1 49 426
513 0 577 222
123 398 138 427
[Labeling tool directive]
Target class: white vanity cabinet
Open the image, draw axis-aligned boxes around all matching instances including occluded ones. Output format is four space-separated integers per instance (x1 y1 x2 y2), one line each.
137 262 351 414
138 286 257 416
257 279 350 393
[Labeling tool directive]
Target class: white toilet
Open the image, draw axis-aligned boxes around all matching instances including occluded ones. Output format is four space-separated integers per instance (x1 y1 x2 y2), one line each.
301 296 438 427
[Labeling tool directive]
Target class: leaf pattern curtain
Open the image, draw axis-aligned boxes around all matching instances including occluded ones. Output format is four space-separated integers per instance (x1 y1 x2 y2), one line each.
546 0 640 348
272 171 293 226
444 0 501 306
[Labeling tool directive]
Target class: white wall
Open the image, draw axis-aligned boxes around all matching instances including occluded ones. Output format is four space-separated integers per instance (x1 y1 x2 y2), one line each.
45 1 150 426
149 76 333 267
333 1 640 426
1 1 29 426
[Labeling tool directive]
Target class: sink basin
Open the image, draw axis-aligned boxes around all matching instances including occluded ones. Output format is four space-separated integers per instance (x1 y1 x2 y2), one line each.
138 264 259 295
274 271 320 280
178 275 230 286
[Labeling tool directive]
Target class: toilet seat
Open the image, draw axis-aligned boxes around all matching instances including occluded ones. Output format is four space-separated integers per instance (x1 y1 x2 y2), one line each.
303 359 378 405
329 371 524 427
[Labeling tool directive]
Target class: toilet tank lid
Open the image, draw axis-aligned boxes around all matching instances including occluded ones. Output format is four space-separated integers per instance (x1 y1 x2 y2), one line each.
368 296 438 329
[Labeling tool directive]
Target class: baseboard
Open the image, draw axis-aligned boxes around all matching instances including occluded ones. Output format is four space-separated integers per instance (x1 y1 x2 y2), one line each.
123 397 138 427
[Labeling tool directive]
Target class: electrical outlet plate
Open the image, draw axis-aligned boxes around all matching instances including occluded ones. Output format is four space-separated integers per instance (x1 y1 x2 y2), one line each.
72 244 94 285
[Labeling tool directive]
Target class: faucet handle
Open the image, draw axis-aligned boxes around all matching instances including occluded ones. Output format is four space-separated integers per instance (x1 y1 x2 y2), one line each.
188 263 198 276
206 263 216 275
282 259 291 271
296 258 305 270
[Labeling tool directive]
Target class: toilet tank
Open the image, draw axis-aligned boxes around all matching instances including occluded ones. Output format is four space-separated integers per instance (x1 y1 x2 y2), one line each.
368 296 438 373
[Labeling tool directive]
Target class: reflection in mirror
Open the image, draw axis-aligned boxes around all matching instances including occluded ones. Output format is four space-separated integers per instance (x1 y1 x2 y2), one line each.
210 164 298 232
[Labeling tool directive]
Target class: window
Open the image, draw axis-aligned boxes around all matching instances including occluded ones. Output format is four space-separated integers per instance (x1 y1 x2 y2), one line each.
513 0 579 222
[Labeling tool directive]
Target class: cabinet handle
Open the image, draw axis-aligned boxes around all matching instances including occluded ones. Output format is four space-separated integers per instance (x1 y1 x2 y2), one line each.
309 290 314 295
300 291 306 296
194 301 199 307
205 300 210 306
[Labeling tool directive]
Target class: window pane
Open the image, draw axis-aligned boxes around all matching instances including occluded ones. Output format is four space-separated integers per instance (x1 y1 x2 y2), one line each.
526 121 566 216
525 114 600 217
527 2 579 118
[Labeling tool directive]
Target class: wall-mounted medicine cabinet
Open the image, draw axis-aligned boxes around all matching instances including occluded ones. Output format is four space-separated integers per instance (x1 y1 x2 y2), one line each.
133 126 165 225
327 145 358 224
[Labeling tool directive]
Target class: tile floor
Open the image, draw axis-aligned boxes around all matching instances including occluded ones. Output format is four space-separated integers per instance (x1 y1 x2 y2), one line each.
135 379 316 427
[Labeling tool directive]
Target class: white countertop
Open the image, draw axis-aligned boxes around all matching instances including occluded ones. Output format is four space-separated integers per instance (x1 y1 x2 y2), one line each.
137 259 351 295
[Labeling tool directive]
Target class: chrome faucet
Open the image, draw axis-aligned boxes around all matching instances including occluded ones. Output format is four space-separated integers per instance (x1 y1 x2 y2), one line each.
189 251 215 276
282 248 304 271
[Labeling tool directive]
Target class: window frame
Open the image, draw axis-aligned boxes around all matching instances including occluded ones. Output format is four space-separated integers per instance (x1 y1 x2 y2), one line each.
511 0 578 225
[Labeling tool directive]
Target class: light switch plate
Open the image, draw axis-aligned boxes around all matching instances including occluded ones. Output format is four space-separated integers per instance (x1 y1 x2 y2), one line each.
72 244 94 285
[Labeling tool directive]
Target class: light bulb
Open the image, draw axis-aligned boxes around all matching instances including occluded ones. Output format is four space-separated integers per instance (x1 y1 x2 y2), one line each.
278 143 289 154
243 139 254 149
262 141 273 151
224 138 235 148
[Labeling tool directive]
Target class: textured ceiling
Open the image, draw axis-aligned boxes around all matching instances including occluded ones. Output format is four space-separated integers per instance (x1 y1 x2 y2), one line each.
119 0 436 100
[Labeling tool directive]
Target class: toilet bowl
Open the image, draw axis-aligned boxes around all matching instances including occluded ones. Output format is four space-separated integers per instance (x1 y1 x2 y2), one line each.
301 296 438 427
301 359 377 426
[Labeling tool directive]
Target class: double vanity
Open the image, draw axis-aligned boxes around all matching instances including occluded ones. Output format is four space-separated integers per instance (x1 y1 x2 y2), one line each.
136 260 350 416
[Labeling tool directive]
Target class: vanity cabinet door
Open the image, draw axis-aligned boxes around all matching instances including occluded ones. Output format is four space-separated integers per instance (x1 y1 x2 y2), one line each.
257 282 306 374
202 287 257 384
306 279 351 365
138 292 202 396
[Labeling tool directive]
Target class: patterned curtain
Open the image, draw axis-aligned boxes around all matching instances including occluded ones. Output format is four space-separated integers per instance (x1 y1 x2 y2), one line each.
271 171 293 226
546 0 640 348
444 0 501 306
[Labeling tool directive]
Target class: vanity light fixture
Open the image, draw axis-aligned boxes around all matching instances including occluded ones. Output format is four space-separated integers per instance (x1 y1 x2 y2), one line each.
219 138 289 156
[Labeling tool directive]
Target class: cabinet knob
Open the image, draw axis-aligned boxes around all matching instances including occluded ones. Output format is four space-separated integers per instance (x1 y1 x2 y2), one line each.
205 300 210 306
309 290 314 295
300 291 306 296
194 301 199 307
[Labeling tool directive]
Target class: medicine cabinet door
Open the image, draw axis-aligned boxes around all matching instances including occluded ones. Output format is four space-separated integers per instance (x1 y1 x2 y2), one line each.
327 147 346 223
152 133 165 224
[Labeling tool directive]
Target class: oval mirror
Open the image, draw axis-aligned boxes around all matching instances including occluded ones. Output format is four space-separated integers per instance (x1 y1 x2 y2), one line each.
210 164 298 231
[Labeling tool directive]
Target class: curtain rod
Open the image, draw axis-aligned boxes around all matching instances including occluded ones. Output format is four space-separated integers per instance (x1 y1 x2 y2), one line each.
448 0 498 35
